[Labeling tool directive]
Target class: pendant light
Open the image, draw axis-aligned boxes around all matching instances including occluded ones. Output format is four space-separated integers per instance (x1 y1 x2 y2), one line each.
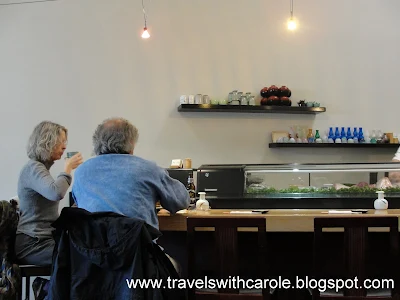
287 0 297 30
141 0 150 39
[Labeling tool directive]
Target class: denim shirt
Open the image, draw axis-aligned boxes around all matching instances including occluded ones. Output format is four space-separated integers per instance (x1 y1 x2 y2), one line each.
72 154 190 230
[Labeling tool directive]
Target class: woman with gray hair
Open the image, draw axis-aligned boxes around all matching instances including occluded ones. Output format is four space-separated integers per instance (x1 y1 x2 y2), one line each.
15 121 83 267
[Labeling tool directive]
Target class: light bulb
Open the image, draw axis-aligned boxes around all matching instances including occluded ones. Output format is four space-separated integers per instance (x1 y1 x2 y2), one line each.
288 19 297 30
141 27 150 39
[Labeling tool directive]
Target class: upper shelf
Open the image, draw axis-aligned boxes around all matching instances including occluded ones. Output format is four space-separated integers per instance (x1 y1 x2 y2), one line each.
269 143 400 149
178 104 326 114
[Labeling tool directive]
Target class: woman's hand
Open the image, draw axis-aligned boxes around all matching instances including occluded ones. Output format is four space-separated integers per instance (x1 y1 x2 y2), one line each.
64 153 83 174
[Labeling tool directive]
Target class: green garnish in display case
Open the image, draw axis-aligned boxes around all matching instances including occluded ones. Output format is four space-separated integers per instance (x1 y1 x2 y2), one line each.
246 186 400 195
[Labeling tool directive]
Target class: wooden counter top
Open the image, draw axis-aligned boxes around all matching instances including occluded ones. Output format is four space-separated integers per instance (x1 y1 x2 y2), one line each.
158 209 400 232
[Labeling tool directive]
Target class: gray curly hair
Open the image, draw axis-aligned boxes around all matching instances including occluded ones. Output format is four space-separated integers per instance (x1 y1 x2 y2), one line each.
93 118 139 155
27 121 68 162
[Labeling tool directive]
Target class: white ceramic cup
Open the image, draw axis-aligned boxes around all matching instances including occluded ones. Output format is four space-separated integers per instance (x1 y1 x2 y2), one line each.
194 94 202 104
179 95 188 104
188 95 195 104
202 95 210 104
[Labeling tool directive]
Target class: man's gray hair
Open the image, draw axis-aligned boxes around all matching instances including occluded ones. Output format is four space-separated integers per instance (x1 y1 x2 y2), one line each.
93 117 139 155
27 121 68 162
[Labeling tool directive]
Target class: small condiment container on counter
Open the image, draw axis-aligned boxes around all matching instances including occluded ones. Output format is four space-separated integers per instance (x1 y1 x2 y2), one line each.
374 191 388 210
196 192 210 211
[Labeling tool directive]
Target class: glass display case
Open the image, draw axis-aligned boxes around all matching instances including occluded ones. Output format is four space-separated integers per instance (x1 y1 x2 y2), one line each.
245 162 400 199
196 162 400 209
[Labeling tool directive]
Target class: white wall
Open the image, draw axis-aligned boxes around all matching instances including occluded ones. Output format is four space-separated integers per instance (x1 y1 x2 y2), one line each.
0 0 399 206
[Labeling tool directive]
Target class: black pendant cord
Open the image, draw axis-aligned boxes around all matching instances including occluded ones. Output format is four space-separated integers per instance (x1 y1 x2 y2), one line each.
290 0 294 19
142 0 147 28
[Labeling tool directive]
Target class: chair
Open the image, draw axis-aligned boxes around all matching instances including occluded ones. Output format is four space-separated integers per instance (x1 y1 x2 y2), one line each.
313 216 399 299
17 265 51 300
187 217 269 300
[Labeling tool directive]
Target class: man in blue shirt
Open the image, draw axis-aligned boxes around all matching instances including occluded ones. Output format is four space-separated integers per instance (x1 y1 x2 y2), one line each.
72 117 190 274
72 117 190 230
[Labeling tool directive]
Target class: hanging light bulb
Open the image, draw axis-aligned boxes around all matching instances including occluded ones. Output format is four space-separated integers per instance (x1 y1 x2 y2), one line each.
142 27 150 38
288 18 297 30
141 0 150 39
287 0 297 30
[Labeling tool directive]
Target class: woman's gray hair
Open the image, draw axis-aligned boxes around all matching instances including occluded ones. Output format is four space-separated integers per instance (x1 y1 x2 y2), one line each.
93 118 139 155
27 121 68 162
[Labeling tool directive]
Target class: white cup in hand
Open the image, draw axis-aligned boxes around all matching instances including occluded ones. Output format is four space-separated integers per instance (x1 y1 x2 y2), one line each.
65 152 83 172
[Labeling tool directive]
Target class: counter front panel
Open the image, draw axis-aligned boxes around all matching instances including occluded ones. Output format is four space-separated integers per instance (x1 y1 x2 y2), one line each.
158 209 400 232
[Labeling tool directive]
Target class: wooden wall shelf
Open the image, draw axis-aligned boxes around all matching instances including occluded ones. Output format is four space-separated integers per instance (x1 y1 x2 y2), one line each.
178 104 326 114
269 143 399 148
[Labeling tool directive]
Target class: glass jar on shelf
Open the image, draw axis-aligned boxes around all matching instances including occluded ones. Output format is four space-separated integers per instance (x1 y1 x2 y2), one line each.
240 95 248 105
248 96 256 106
232 90 238 101
230 92 242 105
228 92 233 104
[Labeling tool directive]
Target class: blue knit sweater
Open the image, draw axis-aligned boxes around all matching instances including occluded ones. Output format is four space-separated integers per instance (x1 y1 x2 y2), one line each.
72 154 190 229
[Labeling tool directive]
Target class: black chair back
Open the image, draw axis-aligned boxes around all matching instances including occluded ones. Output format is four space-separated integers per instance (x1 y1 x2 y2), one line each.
313 216 399 299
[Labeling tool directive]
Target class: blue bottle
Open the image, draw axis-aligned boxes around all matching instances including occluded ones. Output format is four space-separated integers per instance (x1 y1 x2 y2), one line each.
328 127 334 139
358 127 364 142
340 127 346 139
335 127 340 139
346 127 352 139
353 127 358 139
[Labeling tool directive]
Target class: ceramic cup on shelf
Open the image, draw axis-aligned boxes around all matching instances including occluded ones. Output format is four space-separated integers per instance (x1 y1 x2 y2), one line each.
211 99 219 105
179 95 188 104
188 95 195 104
202 95 210 104
194 94 203 104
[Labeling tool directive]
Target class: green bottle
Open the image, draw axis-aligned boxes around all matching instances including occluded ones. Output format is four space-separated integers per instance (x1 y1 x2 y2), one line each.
315 130 320 139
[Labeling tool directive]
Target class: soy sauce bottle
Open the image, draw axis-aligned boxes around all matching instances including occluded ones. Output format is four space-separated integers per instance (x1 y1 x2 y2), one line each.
186 173 196 206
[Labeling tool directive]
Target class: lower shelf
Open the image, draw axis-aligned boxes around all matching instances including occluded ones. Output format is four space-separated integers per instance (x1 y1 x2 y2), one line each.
269 143 400 148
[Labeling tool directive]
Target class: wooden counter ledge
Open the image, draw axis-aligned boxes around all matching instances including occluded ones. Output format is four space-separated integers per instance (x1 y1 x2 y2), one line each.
158 209 400 232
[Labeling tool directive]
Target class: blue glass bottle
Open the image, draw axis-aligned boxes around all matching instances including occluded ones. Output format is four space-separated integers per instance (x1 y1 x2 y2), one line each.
346 127 352 139
328 127 334 139
340 127 346 139
358 127 364 142
353 127 358 139
335 127 340 139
